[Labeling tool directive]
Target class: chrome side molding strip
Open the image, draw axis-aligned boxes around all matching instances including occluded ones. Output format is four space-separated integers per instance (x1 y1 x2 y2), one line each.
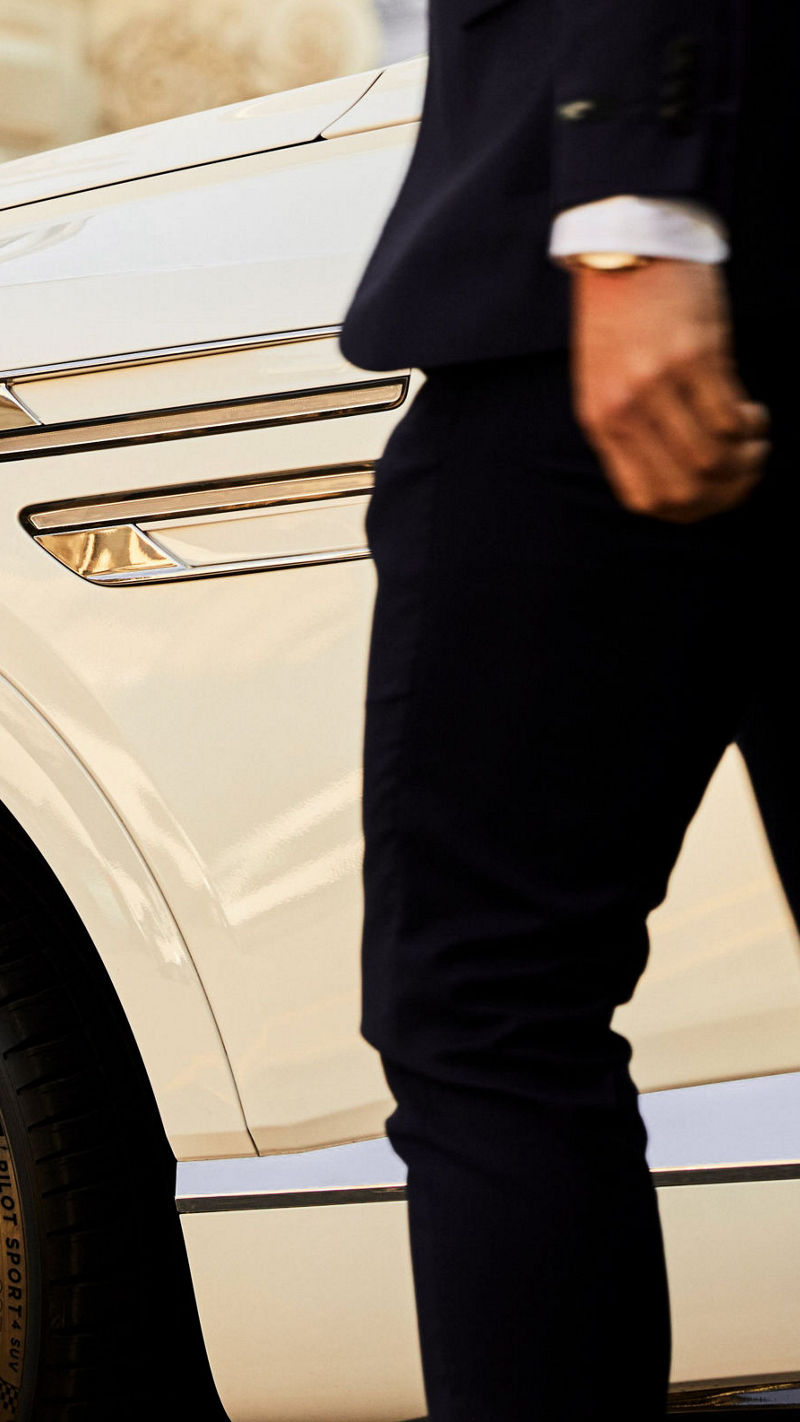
21 465 376 585
668 1375 800 1412
0 324 343 384
651 1162 800 1188
176 1071 800 1215
0 377 407 461
176 1157 800 1216
176 1136 406 1215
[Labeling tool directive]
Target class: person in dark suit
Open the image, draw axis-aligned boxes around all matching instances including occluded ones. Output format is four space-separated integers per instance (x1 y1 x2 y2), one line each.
339 2 797 1417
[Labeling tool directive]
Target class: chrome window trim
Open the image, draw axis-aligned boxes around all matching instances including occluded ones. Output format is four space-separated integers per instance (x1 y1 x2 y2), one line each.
175 1071 800 1214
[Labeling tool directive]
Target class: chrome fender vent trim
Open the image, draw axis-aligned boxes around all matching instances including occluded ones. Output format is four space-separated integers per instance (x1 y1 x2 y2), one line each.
0 324 410 459
0 379 406 460
21 465 376 585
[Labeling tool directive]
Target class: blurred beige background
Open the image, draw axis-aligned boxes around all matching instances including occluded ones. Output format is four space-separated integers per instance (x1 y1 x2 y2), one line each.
0 0 427 162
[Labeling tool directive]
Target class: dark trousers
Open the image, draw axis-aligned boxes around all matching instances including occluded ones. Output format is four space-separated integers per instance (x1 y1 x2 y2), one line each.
359 347 797 1420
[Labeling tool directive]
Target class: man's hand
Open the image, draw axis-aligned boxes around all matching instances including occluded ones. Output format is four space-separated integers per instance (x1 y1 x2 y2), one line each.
570 259 770 523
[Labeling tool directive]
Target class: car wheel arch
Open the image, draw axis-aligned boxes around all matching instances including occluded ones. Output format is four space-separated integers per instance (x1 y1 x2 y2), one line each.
0 670 252 1160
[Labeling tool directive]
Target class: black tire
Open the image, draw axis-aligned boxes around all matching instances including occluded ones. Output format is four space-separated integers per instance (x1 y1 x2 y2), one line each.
0 807 229 1421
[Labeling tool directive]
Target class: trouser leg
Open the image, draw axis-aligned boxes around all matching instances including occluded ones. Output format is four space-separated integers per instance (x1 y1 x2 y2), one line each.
382 1053 670 1421
360 350 780 1421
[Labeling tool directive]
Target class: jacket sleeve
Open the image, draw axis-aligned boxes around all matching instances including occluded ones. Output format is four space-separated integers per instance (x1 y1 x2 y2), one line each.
550 0 747 223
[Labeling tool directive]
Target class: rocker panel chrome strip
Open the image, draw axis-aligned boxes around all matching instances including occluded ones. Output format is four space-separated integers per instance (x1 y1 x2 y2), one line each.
176 1136 406 1215
651 1162 800 1188
175 1071 800 1214
668 1376 800 1411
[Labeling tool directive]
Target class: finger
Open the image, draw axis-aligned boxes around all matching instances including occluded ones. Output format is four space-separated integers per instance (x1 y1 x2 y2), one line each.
642 443 767 522
597 427 766 523
642 379 729 479
615 402 721 511
656 467 764 523
680 355 770 442
636 429 769 518
595 426 700 519
716 436 772 478
640 380 772 486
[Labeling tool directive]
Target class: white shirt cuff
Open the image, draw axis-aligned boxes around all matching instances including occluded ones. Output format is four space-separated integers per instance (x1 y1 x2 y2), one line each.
548 195 730 263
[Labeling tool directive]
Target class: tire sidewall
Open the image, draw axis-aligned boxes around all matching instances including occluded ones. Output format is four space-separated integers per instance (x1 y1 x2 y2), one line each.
0 1063 44 1422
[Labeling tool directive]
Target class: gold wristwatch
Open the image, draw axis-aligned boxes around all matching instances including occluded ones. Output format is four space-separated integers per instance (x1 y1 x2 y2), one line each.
557 251 655 272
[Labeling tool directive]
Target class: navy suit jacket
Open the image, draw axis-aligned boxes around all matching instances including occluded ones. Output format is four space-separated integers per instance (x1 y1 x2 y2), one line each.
339 0 788 373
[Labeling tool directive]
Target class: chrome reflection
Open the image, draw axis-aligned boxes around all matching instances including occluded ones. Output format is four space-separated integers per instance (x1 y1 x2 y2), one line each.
36 526 180 579
639 1069 800 1174
0 381 39 430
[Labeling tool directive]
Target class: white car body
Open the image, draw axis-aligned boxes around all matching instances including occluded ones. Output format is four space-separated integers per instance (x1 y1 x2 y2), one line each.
1 56 799 1419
